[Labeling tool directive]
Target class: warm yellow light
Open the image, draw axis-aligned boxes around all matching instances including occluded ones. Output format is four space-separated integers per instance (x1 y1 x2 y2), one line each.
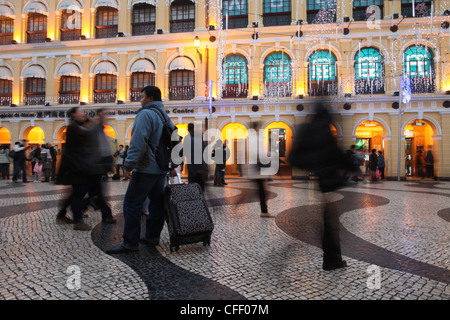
175 123 189 138
194 36 200 48
27 127 45 145
103 125 116 139
221 123 248 141
0 126 11 144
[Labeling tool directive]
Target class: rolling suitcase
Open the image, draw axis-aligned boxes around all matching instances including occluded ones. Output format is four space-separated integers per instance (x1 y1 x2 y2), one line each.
163 175 214 252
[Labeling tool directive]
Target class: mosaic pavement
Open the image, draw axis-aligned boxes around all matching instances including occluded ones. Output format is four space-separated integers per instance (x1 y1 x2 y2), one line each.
0 177 449 301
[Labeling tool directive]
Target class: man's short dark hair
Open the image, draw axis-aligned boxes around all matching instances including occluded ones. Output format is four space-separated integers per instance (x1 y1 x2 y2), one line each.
69 106 80 118
141 86 162 102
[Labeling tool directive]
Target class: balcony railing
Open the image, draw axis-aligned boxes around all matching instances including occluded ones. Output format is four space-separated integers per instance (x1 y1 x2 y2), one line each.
308 81 338 96
263 82 292 98
95 25 118 39
170 20 195 33
27 31 46 43
0 95 12 106
130 90 142 102
410 77 435 93
25 94 46 105
132 23 156 36
222 83 248 98
94 91 116 103
222 16 248 29
263 13 292 26
0 33 13 46
60 29 82 41
169 85 195 100
59 93 80 105
354 79 385 95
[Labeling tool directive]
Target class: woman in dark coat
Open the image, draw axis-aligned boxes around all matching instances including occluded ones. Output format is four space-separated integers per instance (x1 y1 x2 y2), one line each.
369 149 378 182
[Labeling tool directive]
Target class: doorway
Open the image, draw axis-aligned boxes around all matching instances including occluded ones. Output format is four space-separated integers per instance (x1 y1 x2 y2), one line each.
404 120 435 178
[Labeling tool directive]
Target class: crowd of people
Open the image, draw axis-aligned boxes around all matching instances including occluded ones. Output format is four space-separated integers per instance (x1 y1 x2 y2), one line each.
0 86 439 271
0 141 59 183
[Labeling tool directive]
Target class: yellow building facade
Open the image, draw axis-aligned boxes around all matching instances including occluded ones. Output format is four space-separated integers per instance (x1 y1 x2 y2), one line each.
0 0 450 179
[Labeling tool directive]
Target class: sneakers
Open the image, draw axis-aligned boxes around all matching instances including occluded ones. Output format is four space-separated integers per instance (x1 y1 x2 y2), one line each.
105 241 139 254
73 221 91 231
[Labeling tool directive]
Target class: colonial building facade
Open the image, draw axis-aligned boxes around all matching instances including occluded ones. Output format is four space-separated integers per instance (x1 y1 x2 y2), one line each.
0 0 450 179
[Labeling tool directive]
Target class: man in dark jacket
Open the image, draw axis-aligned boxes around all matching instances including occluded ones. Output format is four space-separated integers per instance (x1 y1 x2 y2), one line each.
106 86 177 254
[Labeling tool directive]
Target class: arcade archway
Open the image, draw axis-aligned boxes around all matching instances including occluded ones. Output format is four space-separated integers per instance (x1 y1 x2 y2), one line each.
263 121 293 178
355 120 386 175
404 120 436 178
0 127 11 147
23 126 45 148
221 122 248 176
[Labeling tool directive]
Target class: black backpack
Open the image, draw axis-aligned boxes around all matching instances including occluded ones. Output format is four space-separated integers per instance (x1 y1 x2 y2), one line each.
149 108 182 171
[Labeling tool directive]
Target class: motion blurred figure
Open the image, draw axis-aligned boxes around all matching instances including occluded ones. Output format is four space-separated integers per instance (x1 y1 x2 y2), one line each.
289 103 351 271
183 122 208 191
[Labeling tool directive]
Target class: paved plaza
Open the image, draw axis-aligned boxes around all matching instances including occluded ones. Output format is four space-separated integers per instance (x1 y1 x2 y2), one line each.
0 177 449 302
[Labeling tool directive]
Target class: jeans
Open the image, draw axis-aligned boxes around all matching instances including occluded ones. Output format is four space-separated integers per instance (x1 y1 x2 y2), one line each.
122 172 166 247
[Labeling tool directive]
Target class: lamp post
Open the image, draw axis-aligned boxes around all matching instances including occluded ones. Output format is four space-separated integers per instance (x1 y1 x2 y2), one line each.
194 36 202 63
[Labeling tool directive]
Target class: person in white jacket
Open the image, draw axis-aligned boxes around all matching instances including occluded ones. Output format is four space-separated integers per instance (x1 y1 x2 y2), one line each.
0 145 10 179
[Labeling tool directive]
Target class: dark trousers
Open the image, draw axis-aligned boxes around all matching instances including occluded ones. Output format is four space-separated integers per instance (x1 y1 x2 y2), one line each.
378 167 385 179
13 160 27 182
0 163 9 179
70 175 113 223
255 179 268 213
322 201 343 265
122 172 166 247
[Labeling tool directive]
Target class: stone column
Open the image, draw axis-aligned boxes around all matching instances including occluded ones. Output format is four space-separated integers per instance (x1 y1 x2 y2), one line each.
80 54 91 104
117 51 128 102
45 56 56 105
11 59 22 106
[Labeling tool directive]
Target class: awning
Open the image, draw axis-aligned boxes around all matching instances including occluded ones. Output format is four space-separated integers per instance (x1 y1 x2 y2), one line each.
169 56 195 71
94 0 119 9
131 0 157 6
58 0 82 11
23 65 46 79
58 63 81 77
0 67 13 80
94 61 117 74
23 1 48 15
131 59 155 73
0 4 14 18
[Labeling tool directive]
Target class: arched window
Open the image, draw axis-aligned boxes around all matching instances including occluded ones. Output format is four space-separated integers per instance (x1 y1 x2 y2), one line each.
60 9 82 41
404 45 435 93
170 0 195 33
132 3 156 36
0 79 12 105
222 0 248 29
95 6 118 38
223 54 248 98
25 78 46 105
0 16 13 45
263 51 292 98
354 47 385 94
306 0 336 24
169 56 195 100
401 0 431 18
130 59 156 101
308 49 338 96
0 66 12 105
353 0 383 21
94 74 116 103
59 77 80 104
262 0 291 26
27 13 47 43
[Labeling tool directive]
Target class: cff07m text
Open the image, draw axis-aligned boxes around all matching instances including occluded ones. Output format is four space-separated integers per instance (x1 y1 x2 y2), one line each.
224 305 269 315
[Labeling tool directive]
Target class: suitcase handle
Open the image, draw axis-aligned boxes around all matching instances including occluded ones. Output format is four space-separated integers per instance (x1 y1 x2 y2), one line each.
168 173 182 185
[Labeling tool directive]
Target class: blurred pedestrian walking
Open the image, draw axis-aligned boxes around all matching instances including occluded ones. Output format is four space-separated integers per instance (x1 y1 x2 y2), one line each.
183 122 208 191
346 145 369 184
289 103 351 271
